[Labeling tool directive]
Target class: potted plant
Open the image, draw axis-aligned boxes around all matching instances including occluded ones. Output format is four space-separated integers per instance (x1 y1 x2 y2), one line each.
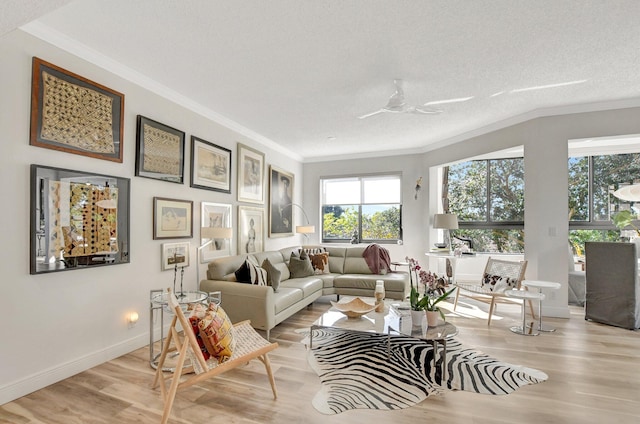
406 257 456 326
612 210 640 236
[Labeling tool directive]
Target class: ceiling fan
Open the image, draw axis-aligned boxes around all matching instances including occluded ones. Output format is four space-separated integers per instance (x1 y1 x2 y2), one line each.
358 79 443 119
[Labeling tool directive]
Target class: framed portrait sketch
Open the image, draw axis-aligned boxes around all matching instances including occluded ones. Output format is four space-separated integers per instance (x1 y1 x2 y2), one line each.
269 166 294 237
135 115 185 183
161 242 190 271
191 136 231 193
238 206 264 254
153 197 193 239
200 202 233 262
237 143 265 204
30 57 124 163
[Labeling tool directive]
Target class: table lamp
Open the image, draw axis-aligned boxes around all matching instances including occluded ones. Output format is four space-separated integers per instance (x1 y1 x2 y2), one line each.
433 213 458 252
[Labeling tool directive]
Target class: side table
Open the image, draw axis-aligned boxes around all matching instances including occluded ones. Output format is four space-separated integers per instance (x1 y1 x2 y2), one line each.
149 289 220 370
505 289 545 336
522 280 561 332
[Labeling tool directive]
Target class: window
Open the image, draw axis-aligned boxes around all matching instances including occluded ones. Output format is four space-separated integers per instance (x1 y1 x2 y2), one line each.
569 152 640 252
321 174 401 243
445 157 525 253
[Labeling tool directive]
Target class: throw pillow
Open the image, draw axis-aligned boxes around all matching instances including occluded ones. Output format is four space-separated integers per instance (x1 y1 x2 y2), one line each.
309 252 330 274
197 302 236 362
481 273 515 293
234 260 252 283
288 251 314 278
261 258 282 292
188 304 210 361
247 258 268 286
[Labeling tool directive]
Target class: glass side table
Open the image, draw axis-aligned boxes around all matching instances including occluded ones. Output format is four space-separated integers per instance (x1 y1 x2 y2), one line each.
149 289 221 370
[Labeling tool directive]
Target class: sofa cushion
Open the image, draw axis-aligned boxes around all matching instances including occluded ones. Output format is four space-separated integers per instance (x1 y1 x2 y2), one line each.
324 246 347 273
254 250 291 281
333 273 408 294
288 251 314 278
261 258 281 292
272 287 305 315
279 276 323 297
344 247 374 275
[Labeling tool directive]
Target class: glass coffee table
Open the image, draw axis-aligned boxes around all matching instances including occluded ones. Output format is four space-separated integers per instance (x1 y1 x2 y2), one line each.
310 297 458 383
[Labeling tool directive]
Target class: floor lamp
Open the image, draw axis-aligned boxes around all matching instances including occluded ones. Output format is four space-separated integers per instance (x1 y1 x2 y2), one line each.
433 213 458 252
283 203 316 241
197 227 232 290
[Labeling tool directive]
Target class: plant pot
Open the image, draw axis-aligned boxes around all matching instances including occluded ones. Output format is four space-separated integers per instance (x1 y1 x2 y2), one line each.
410 310 424 327
425 310 440 327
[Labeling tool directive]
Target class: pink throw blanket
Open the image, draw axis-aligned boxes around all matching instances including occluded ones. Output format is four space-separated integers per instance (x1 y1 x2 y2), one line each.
363 244 392 274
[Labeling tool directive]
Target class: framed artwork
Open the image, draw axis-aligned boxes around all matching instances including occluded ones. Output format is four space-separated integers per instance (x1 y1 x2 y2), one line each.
30 164 130 274
269 165 294 237
237 143 265 204
161 242 190 271
135 115 185 183
238 206 264 254
191 136 232 193
153 197 193 239
30 57 124 163
200 202 233 262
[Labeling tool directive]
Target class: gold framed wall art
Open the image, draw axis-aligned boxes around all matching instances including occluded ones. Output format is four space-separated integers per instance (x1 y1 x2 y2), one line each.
30 57 125 163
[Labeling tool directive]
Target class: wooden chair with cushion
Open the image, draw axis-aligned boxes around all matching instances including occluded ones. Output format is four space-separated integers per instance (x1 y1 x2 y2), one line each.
152 288 278 424
452 258 532 326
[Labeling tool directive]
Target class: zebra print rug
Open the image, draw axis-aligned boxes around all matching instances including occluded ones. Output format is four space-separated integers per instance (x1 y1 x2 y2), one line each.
307 326 548 414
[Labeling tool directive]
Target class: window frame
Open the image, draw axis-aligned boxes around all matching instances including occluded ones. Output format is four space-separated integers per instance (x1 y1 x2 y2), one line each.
320 173 402 244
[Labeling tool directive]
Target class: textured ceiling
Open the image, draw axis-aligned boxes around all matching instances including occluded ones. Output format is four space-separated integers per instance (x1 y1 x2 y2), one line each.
13 0 640 161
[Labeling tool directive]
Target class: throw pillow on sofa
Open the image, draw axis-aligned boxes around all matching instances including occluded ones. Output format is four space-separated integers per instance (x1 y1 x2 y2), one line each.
288 251 314 278
234 260 251 283
261 258 282 292
309 252 330 274
234 258 267 285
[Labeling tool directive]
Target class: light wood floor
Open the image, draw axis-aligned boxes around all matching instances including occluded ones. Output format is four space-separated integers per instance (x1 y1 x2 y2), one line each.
1 297 639 424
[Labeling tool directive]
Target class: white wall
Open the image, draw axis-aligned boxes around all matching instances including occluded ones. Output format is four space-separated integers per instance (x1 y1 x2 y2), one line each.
0 30 305 404
305 108 640 320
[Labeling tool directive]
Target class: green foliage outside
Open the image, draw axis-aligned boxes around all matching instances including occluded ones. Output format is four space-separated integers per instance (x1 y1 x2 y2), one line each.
323 205 400 240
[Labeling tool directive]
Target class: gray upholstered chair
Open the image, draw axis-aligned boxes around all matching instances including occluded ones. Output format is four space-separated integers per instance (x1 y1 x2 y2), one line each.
584 242 640 329
568 244 586 306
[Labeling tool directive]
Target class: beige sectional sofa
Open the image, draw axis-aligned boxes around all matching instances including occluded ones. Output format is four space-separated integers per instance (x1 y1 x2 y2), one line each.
200 245 410 338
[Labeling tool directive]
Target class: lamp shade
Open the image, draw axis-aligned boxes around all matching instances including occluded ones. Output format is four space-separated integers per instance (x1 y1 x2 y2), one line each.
433 213 459 230
201 227 233 239
296 225 315 234
613 184 640 202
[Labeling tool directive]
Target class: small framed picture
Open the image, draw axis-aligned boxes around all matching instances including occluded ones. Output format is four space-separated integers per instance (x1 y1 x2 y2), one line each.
30 57 124 162
269 165 294 237
237 143 265 204
238 206 264 254
190 136 231 193
200 202 233 262
135 115 185 183
161 242 190 271
153 197 193 239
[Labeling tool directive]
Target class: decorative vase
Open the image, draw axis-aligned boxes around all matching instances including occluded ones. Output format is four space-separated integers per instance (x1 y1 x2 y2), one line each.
426 310 440 327
411 310 424 327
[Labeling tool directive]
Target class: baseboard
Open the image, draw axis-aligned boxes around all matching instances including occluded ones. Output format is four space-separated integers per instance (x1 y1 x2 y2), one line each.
0 333 149 405
542 304 571 319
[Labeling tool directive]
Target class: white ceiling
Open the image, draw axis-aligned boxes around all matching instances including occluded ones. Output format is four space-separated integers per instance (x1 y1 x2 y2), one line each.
7 0 640 161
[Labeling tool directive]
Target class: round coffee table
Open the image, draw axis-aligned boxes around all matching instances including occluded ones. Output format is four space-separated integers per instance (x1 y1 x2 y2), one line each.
505 289 545 336
522 280 561 332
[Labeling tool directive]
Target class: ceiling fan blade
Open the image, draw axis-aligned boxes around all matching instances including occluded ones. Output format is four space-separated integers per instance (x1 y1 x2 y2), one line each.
358 109 385 119
413 105 443 115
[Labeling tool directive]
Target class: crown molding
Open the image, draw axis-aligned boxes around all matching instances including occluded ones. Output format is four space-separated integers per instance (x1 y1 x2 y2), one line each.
20 21 303 162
